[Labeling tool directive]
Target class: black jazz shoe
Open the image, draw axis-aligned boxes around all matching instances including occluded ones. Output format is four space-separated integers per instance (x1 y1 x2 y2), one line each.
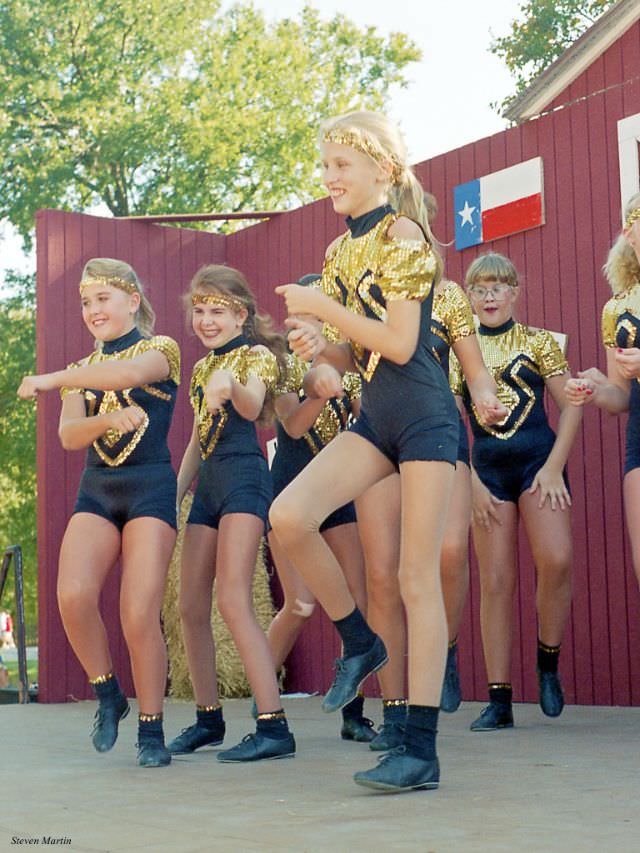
369 720 405 752
353 746 440 793
538 670 565 717
341 715 376 743
322 637 388 713
469 702 514 732
167 721 225 754
440 645 462 713
137 737 171 768
91 694 130 753
217 731 296 763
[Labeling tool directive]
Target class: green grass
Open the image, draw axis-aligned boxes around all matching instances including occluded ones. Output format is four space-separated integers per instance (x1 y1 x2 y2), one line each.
2 659 38 687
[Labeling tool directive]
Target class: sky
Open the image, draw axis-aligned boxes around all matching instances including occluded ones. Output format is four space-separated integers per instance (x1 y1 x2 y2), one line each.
0 0 526 288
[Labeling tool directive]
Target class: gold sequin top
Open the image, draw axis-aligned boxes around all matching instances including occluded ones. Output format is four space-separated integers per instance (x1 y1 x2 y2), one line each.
431 280 476 377
275 353 361 455
321 211 437 382
189 336 279 459
601 281 640 350
451 319 568 440
59 329 180 467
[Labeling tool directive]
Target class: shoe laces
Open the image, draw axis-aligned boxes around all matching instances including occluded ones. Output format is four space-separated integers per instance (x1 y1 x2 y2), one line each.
378 745 407 764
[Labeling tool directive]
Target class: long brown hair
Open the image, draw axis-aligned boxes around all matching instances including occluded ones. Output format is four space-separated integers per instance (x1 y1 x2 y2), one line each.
184 264 287 424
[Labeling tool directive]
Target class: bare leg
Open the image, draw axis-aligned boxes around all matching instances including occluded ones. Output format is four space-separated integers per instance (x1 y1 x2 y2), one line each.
266 530 316 670
518 492 573 647
120 518 176 715
441 462 472 641
323 523 367 614
356 474 405 699
57 513 121 679
471 502 519 683
215 513 280 714
398 461 455 705
623 469 640 589
270 432 395 620
178 524 219 707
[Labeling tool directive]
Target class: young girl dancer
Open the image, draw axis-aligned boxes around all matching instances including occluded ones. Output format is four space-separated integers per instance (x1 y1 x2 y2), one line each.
453 252 581 731
269 344 375 741
18 258 180 767
166 264 295 763
271 110 461 793
565 193 640 588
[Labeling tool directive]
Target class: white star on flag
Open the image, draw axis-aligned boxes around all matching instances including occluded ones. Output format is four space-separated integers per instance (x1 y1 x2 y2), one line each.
458 201 476 227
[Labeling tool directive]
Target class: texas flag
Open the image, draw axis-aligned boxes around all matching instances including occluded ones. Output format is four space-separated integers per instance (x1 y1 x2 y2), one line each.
454 157 544 250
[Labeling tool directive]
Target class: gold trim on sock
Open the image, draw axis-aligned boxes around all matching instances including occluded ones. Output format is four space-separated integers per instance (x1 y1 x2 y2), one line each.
257 710 286 721
538 640 561 654
383 698 408 707
488 683 512 691
197 703 221 712
139 713 163 723
448 638 458 650
89 671 114 685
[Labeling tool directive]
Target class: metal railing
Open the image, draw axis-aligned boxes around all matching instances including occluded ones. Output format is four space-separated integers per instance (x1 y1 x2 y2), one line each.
0 545 29 703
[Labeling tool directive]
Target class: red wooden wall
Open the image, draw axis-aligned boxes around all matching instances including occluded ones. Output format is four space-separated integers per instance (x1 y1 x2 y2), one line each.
37 21 640 705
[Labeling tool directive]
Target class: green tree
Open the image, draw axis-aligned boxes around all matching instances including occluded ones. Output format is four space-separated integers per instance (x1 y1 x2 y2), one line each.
0 0 419 242
0 272 37 639
491 0 615 113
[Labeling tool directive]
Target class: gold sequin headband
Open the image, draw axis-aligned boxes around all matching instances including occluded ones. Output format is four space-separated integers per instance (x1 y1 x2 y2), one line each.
625 207 640 229
191 291 245 311
79 275 138 295
322 127 404 185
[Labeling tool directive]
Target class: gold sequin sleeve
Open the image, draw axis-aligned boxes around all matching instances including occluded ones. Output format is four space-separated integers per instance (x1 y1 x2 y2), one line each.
376 238 437 303
342 371 362 402
59 359 88 400
443 282 476 342
275 353 307 396
448 351 464 396
145 336 181 385
534 329 569 378
321 248 346 343
189 356 208 412
601 296 620 348
245 347 279 393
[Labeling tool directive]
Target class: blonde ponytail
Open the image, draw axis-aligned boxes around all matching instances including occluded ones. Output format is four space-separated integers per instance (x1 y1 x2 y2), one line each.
604 193 640 295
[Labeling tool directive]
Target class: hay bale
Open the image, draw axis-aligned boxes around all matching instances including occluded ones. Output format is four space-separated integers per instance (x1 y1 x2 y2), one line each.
162 493 277 699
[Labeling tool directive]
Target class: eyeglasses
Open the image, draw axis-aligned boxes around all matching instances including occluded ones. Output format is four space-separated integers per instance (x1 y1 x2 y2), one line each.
468 283 515 300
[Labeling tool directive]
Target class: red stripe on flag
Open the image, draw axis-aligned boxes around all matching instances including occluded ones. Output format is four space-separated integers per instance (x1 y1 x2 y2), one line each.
481 193 543 242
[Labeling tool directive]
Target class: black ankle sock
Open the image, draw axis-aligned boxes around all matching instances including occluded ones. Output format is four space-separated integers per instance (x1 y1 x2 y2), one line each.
91 673 123 703
333 607 376 657
537 640 561 673
196 705 224 730
383 699 407 725
342 693 364 721
138 716 164 741
488 683 512 706
402 705 438 760
256 710 290 740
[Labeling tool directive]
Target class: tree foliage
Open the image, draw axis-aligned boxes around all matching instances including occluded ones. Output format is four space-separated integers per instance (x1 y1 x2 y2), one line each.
491 0 616 113
0 272 37 638
0 0 419 241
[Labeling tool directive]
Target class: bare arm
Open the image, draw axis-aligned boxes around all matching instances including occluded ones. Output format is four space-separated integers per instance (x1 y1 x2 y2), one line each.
57 393 145 451
205 370 267 421
18 349 171 398
452 334 507 425
528 372 582 510
275 392 327 439
176 418 201 507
